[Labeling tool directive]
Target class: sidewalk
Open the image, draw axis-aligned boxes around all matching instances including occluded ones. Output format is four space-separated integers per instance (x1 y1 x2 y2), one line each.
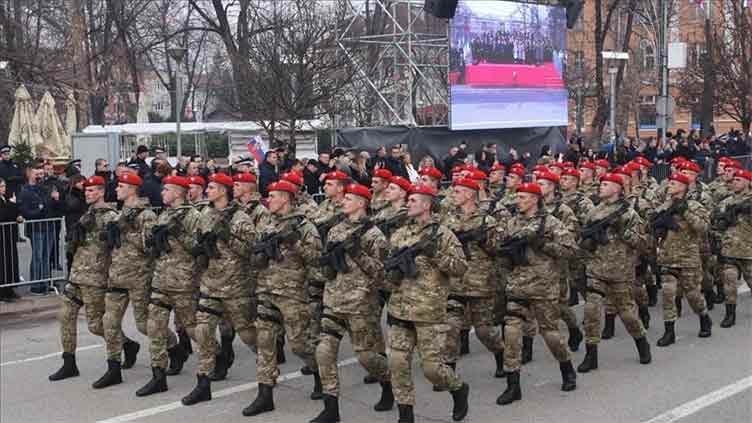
0 294 61 317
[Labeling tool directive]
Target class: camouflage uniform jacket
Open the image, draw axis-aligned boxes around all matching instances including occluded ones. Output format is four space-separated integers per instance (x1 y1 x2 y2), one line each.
237 196 271 228
545 196 579 233
491 211 577 300
579 182 599 204
196 204 257 298
442 208 498 297
255 211 322 303
294 191 319 217
370 192 390 213
499 190 518 214
151 204 201 293
191 199 210 212
560 190 595 227
688 182 714 210
387 217 467 323
707 179 732 203
582 199 646 283
372 204 408 241
70 203 119 287
713 192 752 260
323 216 387 314
107 198 157 289
653 197 708 268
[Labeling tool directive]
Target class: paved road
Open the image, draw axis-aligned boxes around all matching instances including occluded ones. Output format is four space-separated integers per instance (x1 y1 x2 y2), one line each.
450 86 568 130
2 288 751 423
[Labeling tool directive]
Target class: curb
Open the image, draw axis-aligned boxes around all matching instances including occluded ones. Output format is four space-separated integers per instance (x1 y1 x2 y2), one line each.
0 295 61 317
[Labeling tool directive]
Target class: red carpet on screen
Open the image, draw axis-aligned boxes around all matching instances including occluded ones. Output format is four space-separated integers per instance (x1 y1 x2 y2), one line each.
458 62 564 88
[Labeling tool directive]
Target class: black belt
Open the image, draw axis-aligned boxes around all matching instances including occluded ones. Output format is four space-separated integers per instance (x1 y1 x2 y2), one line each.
257 300 283 324
197 303 223 317
198 292 222 302
63 287 84 307
658 266 682 279
719 256 745 280
309 280 325 290
507 297 530 307
586 286 607 298
386 314 415 330
149 297 173 311
106 287 129 294
448 294 469 305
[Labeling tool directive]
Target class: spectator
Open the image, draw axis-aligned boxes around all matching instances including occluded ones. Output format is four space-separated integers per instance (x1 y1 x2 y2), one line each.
187 161 201 177
276 147 295 173
140 162 168 207
370 146 388 171
42 160 65 271
234 157 255 175
443 146 462 178
64 159 82 179
259 150 280 197
350 151 371 186
0 177 21 301
404 152 420 183
385 145 409 178
0 145 24 198
642 137 658 162
475 142 497 174
57 174 86 275
175 156 190 176
304 159 322 195
129 145 151 176
94 158 116 202
206 159 218 175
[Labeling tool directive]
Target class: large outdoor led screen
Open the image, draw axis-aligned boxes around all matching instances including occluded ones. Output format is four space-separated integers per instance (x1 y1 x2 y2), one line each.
449 1 568 130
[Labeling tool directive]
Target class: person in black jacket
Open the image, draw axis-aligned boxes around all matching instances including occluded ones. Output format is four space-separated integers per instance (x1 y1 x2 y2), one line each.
56 174 87 275
385 145 409 179
42 161 66 271
0 145 24 199
258 151 280 197
129 145 151 177
0 177 22 301
139 162 167 208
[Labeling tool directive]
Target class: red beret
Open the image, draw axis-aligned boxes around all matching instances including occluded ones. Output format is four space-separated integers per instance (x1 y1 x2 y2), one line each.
718 157 732 164
281 171 303 187
453 177 480 191
536 170 560 184
634 156 653 168
548 162 565 169
325 171 350 182
209 173 234 188
345 183 372 201
373 169 393 180
508 166 526 178
624 162 642 174
562 161 575 168
163 176 190 188
670 156 688 165
469 169 487 181
579 161 597 171
84 175 106 187
233 173 257 184
419 166 443 180
561 167 581 179
725 159 743 170
533 164 550 173
600 173 624 187
594 159 611 169
268 180 297 195
679 161 702 173
516 182 543 196
409 183 437 197
733 170 752 182
612 166 631 177
118 173 143 187
389 176 412 193
451 165 466 174
490 163 505 172
188 176 206 187
669 172 691 185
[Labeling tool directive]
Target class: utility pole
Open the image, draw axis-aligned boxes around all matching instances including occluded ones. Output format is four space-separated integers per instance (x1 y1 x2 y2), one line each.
658 0 669 147
168 46 187 158
700 0 715 137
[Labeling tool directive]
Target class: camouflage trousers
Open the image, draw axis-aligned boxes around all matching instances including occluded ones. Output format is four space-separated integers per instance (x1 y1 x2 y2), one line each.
388 318 463 405
660 267 707 322
147 290 197 368
503 299 570 372
195 295 257 375
720 259 752 305
583 279 646 344
445 296 504 364
256 293 317 386
308 283 324 345
558 278 578 329
316 310 390 396
59 283 106 353
103 283 149 361
604 276 648 315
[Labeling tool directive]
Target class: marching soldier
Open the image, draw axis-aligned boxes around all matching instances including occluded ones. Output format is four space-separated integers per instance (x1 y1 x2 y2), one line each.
370 169 393 213
49 176 120 382
650 172 713 347
282 171 318 216
384 183 470 423
578 160 599 202
93 173 157 389
576 172 652 373
559 166 595 306
243 180 322 417
498 164 525 215
135 176 201 397
311 183 393 423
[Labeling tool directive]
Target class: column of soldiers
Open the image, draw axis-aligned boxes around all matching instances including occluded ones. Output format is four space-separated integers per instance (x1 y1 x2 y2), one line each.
48 153 751 423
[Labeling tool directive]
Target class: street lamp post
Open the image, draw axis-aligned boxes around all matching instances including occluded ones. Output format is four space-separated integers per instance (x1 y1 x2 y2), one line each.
602 51 629 142
168 46 188 158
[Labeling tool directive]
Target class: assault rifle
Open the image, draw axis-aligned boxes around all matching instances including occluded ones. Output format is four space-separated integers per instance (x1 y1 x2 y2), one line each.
454 224 488 259
497 214 546 268
102 221 121 251
319 221 374 274
252 218 303 268
651 200 687 240
711 200 752 231
580 202 629 252
383 224 440 280
316 214 344 246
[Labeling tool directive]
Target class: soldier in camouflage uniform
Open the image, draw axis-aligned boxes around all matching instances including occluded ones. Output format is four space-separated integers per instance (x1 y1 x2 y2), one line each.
492 182 578 406
310 184 393 423
243 180 322 417
631 157 661 308
135 176 202 397
182 173 259 406
576 173 652 373
92 173 157 389
282 171 318 216
710 169 752 328
578 161 599 204
49 176 120 382
370 168 393 213
560 166 595 307
385 183 470 423
482 163 506 214
442 177 506 379
650 172 713 347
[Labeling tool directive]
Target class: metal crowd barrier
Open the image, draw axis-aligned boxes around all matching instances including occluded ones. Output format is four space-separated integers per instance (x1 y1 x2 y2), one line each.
0 217 67 294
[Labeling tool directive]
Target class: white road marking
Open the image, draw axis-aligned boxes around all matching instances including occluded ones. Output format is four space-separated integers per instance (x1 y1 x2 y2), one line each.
0 344 103 367
642 375 752 423
96 357 360 423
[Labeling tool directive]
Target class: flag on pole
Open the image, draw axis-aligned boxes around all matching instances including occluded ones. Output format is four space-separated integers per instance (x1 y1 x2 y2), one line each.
246 135 267 165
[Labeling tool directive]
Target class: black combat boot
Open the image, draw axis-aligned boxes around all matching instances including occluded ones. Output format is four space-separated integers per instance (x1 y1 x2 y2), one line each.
721 304 736 328
433 363 455 392
397 404 414 423
122 339 140 369
601 314 616 339
242 383 275 416
311 371 323 400
136 367 168 397
675 296 683 317
166 344 188 376
703 289 715 311
638 306 651 329
634 337 652 364
494 352 507 378
496 371 521 405
450 383 470 421
363 374 378 384
567 327 583 352
521 336 533 364
647 284 658 307
208 353 228 381
92 359 123 389
714 283 726 304
309 394 340 423
221 329 236 369
49 352 80 381
459 329 470 356
277 336 286 364
177 328 192 355
559 361 577 392
577 344 598 373
373 381 394 412
656 321 675 347
698 313 712 338
301 365 315 375
568 287 579 306
181 374 212 406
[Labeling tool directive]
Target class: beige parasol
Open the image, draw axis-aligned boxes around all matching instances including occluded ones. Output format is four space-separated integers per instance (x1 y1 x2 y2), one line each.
35 91 70 158
7 85 43 151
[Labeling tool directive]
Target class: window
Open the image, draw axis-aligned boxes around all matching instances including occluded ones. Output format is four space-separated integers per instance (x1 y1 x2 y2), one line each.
640 40 655 70
639 96 657 129
575 51 584 74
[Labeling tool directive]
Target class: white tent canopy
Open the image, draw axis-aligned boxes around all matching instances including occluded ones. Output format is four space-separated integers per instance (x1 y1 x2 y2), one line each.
82 120 324 136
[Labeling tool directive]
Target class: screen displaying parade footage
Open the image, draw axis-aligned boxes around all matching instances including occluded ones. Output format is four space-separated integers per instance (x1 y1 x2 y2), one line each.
449 0 568 130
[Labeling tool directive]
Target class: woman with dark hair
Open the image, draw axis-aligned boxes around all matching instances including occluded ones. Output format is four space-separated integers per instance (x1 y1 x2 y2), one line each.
0 177 22 301
57 174 87 275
